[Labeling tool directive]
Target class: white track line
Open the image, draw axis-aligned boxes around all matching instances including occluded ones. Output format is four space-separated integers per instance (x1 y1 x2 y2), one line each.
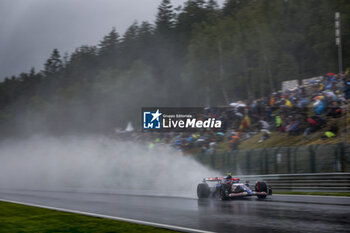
0 198 214 233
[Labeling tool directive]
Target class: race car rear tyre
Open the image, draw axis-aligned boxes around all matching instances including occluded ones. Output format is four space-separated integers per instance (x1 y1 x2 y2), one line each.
220 184 230 201
197 183 210 198
255 181 267 199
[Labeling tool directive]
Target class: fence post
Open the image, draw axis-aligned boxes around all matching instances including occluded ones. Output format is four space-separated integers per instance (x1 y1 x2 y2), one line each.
225 151 234 173
334 145 340 172
224 151 229 173
309 145 315 173
308 145 320 173
260 149 266 174
339 142 346 172
246 150 251 175
234 150 239 175
211 151 216 169
274 147 281 174
293 146 299 173
287 147 291 174
265 149 269 174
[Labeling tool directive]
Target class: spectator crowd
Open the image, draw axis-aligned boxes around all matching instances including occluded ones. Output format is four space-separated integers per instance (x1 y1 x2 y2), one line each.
114 70 350 153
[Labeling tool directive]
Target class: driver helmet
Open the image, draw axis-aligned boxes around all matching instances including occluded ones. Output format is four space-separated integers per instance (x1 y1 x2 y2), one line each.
224 173 232 179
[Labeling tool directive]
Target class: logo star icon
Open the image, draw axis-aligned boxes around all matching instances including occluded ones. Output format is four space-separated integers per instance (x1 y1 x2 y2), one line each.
151 109 162 122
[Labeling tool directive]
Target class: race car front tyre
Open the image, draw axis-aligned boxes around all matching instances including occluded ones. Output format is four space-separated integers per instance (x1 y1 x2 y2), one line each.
197 183 210 198
255 181 267 199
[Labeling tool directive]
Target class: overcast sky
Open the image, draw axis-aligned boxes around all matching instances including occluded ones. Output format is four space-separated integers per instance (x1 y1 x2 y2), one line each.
0 0 224 80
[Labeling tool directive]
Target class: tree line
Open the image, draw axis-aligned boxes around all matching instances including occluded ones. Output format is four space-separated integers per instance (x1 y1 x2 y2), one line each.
0 0 349 137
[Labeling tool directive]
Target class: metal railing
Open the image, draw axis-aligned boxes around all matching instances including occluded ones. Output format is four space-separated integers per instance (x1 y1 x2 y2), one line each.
237 173 350 192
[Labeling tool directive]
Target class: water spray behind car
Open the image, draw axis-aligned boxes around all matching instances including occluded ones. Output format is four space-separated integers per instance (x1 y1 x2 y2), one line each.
0 136 218 198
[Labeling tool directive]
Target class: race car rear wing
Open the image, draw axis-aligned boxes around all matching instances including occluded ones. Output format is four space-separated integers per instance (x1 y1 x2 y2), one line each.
204 177 240 182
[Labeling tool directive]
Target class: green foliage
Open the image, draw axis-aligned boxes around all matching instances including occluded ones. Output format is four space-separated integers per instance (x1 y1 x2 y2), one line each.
44 49 63 77
99 27 120 55
187 0 349 100
156 0 176 35
98 27 120 68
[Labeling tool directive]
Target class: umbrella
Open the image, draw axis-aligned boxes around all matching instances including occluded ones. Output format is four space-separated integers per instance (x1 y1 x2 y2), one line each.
326 72 335 76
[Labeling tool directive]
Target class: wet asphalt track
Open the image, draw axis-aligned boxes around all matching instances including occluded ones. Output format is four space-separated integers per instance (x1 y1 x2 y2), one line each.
0 189 350 233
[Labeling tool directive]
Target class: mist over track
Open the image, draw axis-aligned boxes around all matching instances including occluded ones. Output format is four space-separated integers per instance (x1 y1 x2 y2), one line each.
0 136 216 198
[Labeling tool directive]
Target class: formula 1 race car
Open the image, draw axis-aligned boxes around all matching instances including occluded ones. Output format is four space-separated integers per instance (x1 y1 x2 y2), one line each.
197 174 272 200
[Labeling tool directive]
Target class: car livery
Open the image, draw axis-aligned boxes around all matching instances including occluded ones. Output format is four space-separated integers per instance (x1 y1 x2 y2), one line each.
197 175 272 200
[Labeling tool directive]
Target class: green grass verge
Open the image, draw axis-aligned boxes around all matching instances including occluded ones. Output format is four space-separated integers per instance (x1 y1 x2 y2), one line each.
273 191 350 197
0 201 175 233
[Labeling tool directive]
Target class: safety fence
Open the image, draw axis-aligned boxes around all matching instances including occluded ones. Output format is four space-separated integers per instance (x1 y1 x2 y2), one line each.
195 143 350 175
237 173 350 192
